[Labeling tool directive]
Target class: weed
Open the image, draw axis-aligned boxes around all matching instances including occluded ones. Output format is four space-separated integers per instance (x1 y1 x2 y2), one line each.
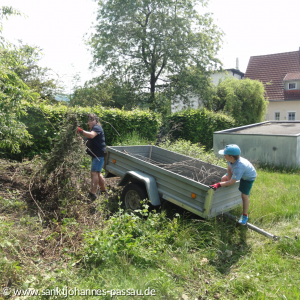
114 131 153 146
159 138 227 168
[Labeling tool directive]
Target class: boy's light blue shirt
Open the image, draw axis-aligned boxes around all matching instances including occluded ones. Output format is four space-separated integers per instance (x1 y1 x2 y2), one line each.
228 157 257 181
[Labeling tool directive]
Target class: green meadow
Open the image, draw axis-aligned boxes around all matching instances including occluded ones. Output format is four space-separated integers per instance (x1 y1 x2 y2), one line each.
0 136 299 300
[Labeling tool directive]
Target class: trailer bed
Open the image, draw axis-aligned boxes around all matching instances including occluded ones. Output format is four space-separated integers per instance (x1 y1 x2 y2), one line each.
104 145 242 218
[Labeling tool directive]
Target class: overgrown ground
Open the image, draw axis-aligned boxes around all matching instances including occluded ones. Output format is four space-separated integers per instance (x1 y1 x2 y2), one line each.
0 136 300 300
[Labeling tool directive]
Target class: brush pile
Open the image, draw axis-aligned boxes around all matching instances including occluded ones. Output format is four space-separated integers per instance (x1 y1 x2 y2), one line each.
126 153 223 185
29 114 90 214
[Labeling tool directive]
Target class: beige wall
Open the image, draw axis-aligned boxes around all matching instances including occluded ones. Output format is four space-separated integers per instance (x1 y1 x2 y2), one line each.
266 100 300 120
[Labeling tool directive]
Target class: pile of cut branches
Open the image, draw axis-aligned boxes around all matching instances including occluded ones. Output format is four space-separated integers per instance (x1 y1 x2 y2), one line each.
126 152 223 185
29 114 90 218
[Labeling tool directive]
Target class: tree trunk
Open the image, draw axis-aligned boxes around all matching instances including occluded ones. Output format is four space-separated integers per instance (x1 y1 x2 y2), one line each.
149 71 156 108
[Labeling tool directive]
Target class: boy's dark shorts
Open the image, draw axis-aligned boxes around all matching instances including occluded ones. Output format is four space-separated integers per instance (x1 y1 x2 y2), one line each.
239 179 255 195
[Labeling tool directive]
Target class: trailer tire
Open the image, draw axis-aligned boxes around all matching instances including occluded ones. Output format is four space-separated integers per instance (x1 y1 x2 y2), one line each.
121 183 148 210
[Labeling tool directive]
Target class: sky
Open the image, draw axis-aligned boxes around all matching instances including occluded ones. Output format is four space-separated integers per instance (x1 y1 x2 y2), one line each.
2 0 300 93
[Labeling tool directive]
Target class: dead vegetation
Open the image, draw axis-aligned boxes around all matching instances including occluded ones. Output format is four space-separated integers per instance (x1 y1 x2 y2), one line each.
0 115 223 291
0 115 122 290
125 152 223 185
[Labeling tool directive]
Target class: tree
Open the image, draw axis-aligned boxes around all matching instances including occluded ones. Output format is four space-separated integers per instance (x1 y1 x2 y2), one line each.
166 65 215 108
88 0 222 108
70 76 114 107
203 77 268 126
70 75 144 109
11 42 64 104
0 7 38 153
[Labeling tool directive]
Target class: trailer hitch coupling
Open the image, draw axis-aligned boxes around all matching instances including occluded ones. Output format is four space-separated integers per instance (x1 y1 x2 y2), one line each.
224 213 279 240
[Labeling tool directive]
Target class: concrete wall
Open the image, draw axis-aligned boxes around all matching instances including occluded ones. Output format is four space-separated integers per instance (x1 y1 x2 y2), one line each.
213 126 300 167
266 100 300 121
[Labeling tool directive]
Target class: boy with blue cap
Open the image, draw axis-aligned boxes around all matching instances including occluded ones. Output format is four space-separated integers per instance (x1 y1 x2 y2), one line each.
209 144 256 225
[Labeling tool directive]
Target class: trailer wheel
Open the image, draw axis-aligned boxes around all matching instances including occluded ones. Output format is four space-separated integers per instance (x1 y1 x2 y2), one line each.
121 183 148 210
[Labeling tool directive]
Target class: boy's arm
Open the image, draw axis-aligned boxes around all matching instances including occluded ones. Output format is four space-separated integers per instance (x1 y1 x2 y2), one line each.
221 166 237 186
220 178 236 187
209 166 236 190
227 166 232 179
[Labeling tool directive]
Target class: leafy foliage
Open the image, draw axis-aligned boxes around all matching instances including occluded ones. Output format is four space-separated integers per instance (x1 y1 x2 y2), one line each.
88 0 222 107
0 7 38 153
0 6 21 37
114 131 152 146
70 75 143 109
159 138 227 167
167 65 216 109
166 108 235 149
12 43 64 104
203 77 268 126
84 206 180 266
31 114 88 204
10 105 161 159
1 140 300 299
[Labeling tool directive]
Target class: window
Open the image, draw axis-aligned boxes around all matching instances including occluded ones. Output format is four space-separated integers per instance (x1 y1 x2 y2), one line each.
288 83 296 90
274 112 280 121
288 112 296 121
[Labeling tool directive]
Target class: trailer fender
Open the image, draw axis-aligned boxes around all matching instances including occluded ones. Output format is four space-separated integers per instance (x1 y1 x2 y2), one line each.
118 171 161 206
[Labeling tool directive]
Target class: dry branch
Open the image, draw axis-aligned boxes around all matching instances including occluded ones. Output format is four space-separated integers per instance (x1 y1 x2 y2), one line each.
125 152 222 185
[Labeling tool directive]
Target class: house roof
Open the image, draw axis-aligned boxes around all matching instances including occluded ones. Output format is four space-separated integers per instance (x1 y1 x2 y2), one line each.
244 51 300 101
283 72 300 81
225 68 244 77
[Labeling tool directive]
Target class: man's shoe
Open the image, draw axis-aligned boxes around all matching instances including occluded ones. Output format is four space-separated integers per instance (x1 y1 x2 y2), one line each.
100 190 109 195
88 192 97 201
238 215 248 225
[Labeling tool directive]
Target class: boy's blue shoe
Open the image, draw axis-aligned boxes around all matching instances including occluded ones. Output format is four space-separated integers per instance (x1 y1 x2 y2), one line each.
238 215 248 225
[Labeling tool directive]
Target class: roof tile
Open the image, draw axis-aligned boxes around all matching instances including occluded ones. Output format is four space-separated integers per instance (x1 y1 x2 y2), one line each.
244 51 300 100
283 72 300 81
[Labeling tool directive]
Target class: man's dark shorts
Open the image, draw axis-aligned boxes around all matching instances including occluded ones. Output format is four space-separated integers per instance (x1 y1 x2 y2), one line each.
91 157 104 172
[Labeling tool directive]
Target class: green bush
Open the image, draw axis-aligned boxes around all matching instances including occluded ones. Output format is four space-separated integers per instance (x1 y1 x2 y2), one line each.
159 139 227 168
83 206 179 266
1 104 235 160
13 104 161 159
166 108 235 149
114 131 152 146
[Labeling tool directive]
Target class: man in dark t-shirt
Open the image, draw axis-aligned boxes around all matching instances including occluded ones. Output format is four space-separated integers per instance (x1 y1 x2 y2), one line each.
77 113 108 201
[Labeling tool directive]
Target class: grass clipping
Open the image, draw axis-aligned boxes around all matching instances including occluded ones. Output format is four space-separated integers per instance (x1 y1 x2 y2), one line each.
30 114 89 215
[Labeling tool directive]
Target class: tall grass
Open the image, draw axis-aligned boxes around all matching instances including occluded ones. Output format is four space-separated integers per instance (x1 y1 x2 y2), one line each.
114 131 151 146
250 170 300 224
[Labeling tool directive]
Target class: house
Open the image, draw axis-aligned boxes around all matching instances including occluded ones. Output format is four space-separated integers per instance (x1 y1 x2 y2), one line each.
171 64 244 113
211 68 244 85
244 49 300 121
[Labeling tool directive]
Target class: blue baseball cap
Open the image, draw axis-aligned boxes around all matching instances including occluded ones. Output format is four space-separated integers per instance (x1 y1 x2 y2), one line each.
218 144 241 156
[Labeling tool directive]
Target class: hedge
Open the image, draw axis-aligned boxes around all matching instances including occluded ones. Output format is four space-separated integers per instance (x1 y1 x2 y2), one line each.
1 105 235 160
16 105 161 159
166 108 235 149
